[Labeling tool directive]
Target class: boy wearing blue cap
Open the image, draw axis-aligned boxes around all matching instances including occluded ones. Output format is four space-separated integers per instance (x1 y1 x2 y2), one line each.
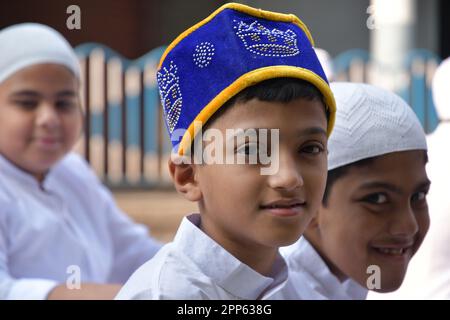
116 3 336 300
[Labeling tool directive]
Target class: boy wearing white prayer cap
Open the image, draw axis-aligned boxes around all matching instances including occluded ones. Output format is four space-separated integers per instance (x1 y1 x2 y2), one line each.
276 82 430 299
368 57 450 299
0 23 162 300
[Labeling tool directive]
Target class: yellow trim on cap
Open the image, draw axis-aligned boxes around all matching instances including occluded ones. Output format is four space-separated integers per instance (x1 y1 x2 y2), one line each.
178 65 336 155
158 2 315 69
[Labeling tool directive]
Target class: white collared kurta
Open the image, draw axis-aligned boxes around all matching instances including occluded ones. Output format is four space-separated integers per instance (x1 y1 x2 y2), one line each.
0 153 162 300
115 214 289 300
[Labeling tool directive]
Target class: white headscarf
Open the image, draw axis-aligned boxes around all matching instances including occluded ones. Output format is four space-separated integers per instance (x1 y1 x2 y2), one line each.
432 57 450 121
0 23 80 84
328 82 427 170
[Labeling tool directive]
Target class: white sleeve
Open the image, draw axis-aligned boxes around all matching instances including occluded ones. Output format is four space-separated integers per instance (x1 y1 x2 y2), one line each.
2 278 58 300
61 153 163 283
0 206 58 300
89 180 163 283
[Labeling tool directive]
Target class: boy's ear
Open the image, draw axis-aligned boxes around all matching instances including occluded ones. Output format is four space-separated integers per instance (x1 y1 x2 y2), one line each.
304 208 322 243
307 209 320 230
168 159 202 202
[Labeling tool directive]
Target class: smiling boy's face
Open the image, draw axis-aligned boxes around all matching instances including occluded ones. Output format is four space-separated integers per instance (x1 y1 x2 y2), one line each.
0 63 82 180
307 150 430 292
171 96 328 270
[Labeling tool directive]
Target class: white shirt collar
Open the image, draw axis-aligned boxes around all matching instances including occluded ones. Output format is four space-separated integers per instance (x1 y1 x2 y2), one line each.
0 154 60 191
174 214 289 299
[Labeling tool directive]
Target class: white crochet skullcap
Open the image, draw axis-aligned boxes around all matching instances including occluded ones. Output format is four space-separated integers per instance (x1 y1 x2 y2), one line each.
328 82 427 170
0 23 80 84
432 57 450 121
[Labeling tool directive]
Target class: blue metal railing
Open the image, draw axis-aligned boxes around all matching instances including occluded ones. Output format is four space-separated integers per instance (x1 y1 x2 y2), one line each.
334 48 440 133
75 44 171 188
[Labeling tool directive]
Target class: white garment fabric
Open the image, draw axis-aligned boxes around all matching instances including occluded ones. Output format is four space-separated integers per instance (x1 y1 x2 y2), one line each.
0 152 162 300
274 237 367 300
116 214 289 300
0 23 80 84
328 82 427 170
368 122 450 300
432 57 450 120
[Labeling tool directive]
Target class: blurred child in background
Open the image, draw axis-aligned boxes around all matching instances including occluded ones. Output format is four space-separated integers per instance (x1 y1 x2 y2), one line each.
0 23 162 300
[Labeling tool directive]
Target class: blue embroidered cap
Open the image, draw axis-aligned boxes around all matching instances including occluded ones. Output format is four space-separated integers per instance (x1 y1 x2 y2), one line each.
157 2 336 155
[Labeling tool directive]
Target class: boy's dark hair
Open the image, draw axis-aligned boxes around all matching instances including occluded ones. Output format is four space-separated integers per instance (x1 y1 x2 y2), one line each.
322 151 429 206
206 77 329 129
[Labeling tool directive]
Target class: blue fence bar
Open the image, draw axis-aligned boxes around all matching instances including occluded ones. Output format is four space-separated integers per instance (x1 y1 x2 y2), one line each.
75 44 172 189
334 48 440 133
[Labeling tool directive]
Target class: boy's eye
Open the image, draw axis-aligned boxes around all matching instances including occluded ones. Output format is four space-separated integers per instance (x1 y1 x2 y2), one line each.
412 191 427 203
299 143 324 155
236 143 258 155
362 193 388 205
56 100 76 110
14 100 38 110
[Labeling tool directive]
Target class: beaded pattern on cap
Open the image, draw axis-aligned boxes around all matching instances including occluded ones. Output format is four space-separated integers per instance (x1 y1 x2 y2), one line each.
157 61 183 133
193 42 215 68
233 20 299 57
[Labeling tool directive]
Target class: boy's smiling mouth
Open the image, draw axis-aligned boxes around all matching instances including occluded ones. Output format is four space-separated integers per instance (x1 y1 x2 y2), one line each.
370 240 415 262
33 136 62 150
260 198 306 217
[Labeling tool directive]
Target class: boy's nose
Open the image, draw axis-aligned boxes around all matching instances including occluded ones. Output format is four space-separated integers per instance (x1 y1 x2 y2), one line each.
389 205 419 238
267 152 303 191
36 104 60 129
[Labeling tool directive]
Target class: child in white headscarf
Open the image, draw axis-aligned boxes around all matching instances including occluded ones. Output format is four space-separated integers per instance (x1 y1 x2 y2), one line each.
0 23 162 300
276 82 430 299
368 57 450 299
